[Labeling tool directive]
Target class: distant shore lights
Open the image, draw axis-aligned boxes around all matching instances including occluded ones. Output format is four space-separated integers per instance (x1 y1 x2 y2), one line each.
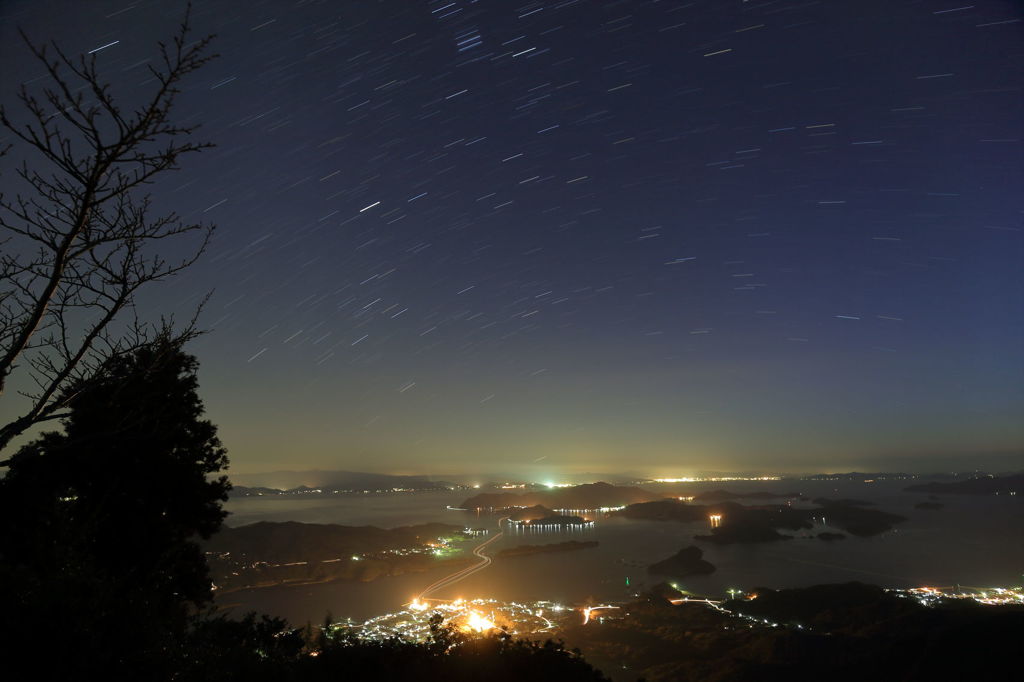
653 476 781 483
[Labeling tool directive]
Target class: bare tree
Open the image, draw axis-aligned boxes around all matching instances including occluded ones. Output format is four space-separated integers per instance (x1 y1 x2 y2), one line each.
0 11 216 458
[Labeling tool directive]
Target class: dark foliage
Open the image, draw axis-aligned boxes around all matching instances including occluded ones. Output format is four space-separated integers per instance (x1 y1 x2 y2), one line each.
0 337 229 680
0 337 614 682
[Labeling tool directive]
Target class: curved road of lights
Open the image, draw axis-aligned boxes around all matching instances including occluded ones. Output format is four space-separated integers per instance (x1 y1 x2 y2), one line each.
418 517 507 599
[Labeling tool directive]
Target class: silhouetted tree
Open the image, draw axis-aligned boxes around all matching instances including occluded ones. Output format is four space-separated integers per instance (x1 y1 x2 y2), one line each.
0 7 215 457
0 334 229 680
181 612 305 682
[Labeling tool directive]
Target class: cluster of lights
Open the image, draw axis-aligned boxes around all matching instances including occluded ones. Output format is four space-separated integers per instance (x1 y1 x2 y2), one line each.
798 474 917 481
242 486 462 497
508 518 594 529
354 598 568 642
348 583 1024 648
474 504 626 514
650 476 782 483
893 586 1024 607
552 506 626 514
422 534 474 558
580 605 620 625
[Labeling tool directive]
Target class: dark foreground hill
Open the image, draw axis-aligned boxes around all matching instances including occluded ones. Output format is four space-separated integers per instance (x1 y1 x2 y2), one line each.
560 582 1024 682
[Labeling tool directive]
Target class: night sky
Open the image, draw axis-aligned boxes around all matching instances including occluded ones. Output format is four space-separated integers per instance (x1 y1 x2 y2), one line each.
1 0 1021 477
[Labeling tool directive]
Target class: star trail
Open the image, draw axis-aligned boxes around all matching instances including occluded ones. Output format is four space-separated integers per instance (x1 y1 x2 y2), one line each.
1 0 1021 475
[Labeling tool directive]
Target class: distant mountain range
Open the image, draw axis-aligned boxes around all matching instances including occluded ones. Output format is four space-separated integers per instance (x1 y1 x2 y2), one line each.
204 520 469 591
228 470 449 494
206 520 462 564
904 473 1023 496
462 481 659 510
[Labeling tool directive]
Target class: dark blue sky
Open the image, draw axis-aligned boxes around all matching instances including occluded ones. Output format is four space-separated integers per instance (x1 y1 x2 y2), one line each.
1 0 1021 476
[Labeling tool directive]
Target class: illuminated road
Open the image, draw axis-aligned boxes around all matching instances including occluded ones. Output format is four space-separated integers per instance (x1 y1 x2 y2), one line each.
418 517 506 599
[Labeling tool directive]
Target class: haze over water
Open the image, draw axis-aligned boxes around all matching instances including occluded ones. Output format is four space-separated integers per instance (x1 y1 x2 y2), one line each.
219 478 1022 624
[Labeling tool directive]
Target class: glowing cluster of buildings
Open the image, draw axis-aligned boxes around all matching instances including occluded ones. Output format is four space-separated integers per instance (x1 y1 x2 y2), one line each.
893 586 1024 607
648 476 782 483
351 598 573 642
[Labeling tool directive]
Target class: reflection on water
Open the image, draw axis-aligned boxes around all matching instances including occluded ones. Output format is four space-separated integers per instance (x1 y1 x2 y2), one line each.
217 479 1023 625
507 521 596 533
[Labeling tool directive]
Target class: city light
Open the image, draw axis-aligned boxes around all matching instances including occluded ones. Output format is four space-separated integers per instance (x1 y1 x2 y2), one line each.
896 586 1024 606
462 611 496 633
354 598 564 642
651 476 782 483
581 605 620 625
348 585 1023 647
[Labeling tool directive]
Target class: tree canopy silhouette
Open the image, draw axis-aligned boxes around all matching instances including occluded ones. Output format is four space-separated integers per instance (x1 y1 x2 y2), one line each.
0 334 230 680
0 8 215 457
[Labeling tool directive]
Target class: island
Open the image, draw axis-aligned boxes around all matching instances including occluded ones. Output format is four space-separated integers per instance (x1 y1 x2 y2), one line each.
613 497 906 543
904 473 1023 496
800 471 917 480
228 470 451 496
508 514 592 528
205 521 473 592
914 501 944 511
507 504 559 521
810 498 906 536
495 540 599 559
462 481 659 511
817 532 846 541
647 546 716 577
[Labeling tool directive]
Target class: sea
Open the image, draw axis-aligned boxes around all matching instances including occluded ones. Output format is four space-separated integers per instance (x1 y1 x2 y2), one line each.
215 478 1023 625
